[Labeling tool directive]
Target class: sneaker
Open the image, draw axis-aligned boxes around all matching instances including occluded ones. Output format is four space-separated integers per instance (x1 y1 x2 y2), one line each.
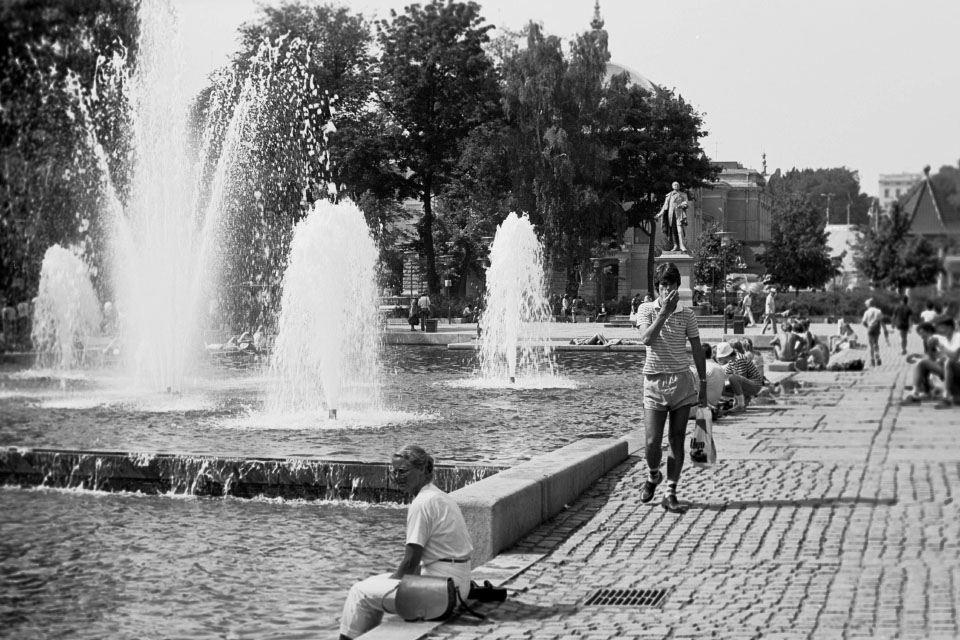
901 394 923 405
935 400 953 410
640 472 662 503
661 494 687 514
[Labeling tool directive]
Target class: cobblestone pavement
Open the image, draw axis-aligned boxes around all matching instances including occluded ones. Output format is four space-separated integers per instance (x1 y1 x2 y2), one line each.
429 335 960 639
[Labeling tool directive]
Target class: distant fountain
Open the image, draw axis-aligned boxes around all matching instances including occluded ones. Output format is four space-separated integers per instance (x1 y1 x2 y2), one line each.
266 200 382 420
477 213 557 384
32 245 102 369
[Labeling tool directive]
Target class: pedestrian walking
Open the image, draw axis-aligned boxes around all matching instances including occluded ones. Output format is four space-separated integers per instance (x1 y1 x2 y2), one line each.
635 262 708 513
891 296 913 355
760 289 778 335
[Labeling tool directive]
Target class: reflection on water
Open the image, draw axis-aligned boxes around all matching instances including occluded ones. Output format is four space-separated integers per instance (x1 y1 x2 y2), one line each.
0 486 403 639
0 346 645 465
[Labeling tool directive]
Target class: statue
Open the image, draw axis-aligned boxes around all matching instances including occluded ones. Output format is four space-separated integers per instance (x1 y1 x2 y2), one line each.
656 181 689 253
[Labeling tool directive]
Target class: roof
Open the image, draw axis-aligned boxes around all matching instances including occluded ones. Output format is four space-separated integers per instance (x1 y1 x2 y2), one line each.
900 170 960 236
605 62 656 92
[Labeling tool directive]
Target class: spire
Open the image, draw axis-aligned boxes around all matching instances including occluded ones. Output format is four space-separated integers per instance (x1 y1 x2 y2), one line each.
762 152 767 176
591 0 604 30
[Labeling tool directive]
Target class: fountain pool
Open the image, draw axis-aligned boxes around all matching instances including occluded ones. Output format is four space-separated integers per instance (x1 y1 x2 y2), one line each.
1 345 645 636
0 346 643 464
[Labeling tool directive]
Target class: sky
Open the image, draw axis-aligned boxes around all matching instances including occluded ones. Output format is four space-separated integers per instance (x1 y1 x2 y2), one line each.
171 0 960 197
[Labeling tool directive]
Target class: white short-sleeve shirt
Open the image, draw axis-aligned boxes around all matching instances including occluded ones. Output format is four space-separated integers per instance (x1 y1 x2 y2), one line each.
407 483 474 566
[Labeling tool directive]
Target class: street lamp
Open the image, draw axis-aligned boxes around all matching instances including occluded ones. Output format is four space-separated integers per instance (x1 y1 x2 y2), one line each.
714 231 735 334
820 192 834 226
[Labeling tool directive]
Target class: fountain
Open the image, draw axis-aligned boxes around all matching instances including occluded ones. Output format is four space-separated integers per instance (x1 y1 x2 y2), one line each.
31 245 103 369
265 199 383 421
477 212 559 385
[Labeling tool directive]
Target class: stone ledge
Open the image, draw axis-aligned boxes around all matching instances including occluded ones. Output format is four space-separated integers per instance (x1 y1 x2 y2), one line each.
768 361 797 372
452 437 628 566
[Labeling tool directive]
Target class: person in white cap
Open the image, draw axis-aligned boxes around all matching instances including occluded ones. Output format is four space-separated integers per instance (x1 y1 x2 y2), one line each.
715 341 762 410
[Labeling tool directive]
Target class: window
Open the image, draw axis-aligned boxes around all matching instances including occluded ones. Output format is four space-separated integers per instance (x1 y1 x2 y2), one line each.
884 188 889 198
896 188 901 196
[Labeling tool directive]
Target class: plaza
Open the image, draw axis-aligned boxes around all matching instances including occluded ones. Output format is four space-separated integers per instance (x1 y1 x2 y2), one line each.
372 326 960 639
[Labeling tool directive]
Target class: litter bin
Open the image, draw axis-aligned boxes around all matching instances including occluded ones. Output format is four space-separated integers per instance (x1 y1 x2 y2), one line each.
424 318 438 333
732 317 745 334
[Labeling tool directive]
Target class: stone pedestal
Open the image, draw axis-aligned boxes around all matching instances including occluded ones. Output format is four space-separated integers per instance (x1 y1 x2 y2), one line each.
656 251 697 308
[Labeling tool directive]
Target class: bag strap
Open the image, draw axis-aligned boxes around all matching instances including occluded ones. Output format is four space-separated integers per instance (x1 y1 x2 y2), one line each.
456 586 486 620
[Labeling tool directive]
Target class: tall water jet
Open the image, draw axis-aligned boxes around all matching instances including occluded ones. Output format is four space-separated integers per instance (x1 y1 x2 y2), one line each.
32 245 103 369
266 200 382 419
478 213 556 383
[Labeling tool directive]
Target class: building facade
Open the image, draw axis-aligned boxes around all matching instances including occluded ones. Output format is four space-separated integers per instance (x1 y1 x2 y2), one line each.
878 172 923 211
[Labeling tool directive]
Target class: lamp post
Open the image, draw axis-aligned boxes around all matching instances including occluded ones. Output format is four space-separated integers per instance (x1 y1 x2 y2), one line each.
820 192 834 226
714 231 735 334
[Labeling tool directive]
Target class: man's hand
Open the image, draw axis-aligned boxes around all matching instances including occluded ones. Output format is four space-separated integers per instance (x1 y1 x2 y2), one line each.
660 290 679 316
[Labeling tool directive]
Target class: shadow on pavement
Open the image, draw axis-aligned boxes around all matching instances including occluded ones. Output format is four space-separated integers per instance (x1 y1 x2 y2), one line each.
691 496 897 510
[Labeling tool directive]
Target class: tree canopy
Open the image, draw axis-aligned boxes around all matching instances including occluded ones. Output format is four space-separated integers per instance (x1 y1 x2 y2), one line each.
766 167 872 226
376 0 501 295
851 202 941 292
761 193 837 293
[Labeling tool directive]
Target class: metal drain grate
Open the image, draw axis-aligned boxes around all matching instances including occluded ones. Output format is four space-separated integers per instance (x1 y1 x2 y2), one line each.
584 588 669 608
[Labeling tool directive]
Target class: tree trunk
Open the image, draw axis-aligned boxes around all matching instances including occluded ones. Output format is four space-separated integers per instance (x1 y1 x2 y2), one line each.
420 175 439 295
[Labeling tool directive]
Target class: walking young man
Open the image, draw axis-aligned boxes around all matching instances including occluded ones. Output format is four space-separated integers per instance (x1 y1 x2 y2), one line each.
636 262 708 513
760 289 778 335
861 298 889 367
891 296 913 355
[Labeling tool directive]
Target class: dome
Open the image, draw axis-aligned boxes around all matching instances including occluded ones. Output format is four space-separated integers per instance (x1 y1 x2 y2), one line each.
605 61 656 92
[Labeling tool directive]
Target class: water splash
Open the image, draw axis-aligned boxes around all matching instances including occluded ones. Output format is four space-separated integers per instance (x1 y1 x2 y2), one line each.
477 213 558 383
31 245 103 369
266 200 382 420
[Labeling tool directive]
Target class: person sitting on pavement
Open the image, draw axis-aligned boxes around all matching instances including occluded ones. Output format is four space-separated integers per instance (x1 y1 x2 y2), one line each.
932 315 960 409
339 445 473 640
742 337 767 384
902 322 945 404
830 320 859 353
595 302 609 323
715 341 763 411
770 322 808 365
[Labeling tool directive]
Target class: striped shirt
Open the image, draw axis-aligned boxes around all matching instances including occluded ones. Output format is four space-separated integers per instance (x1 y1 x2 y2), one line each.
637 300 699 375
722 355 762 385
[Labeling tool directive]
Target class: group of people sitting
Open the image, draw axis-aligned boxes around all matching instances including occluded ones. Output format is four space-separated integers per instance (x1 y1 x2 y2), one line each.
206 326 268 354
698 337 772 418
768 318 833 371
903 314 960 409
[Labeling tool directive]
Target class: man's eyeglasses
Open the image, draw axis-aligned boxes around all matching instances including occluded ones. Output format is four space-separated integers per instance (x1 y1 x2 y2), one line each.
392 467 412 478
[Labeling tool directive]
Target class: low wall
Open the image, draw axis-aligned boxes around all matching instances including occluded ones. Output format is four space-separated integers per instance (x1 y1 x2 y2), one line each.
0 448 502 502
452 437 628 566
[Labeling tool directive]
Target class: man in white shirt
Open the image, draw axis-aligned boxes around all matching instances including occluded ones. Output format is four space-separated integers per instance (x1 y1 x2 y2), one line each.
933 316 960 409
417 292 432 331
339 445 473 639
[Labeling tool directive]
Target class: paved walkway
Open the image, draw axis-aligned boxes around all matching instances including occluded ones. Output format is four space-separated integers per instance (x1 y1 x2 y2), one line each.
427 333 960 639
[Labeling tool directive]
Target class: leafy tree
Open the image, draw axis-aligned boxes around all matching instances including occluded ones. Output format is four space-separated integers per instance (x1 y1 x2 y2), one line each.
930 161 960 213
693 221 744 291
766 167 872 226
376 0 501 294
0 0 138 300
761 193 837 293
195 2 378 326
852 202 941 292
605 79 717 296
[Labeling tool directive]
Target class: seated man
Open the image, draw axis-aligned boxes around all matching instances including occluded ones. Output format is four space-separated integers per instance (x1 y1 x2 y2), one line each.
770 322 808 364
339 445 473 640
715 341 763 410
903 322 942 404
595 303 609 323
933 316 960 409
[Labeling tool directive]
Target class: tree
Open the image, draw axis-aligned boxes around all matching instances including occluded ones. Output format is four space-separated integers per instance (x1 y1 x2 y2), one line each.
0 0 139 300
605 80 717 296
376 0 501 295
852 202 941 292
693 221 743 291
761 193 837 293
194 2 378 326
766 167 872 226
